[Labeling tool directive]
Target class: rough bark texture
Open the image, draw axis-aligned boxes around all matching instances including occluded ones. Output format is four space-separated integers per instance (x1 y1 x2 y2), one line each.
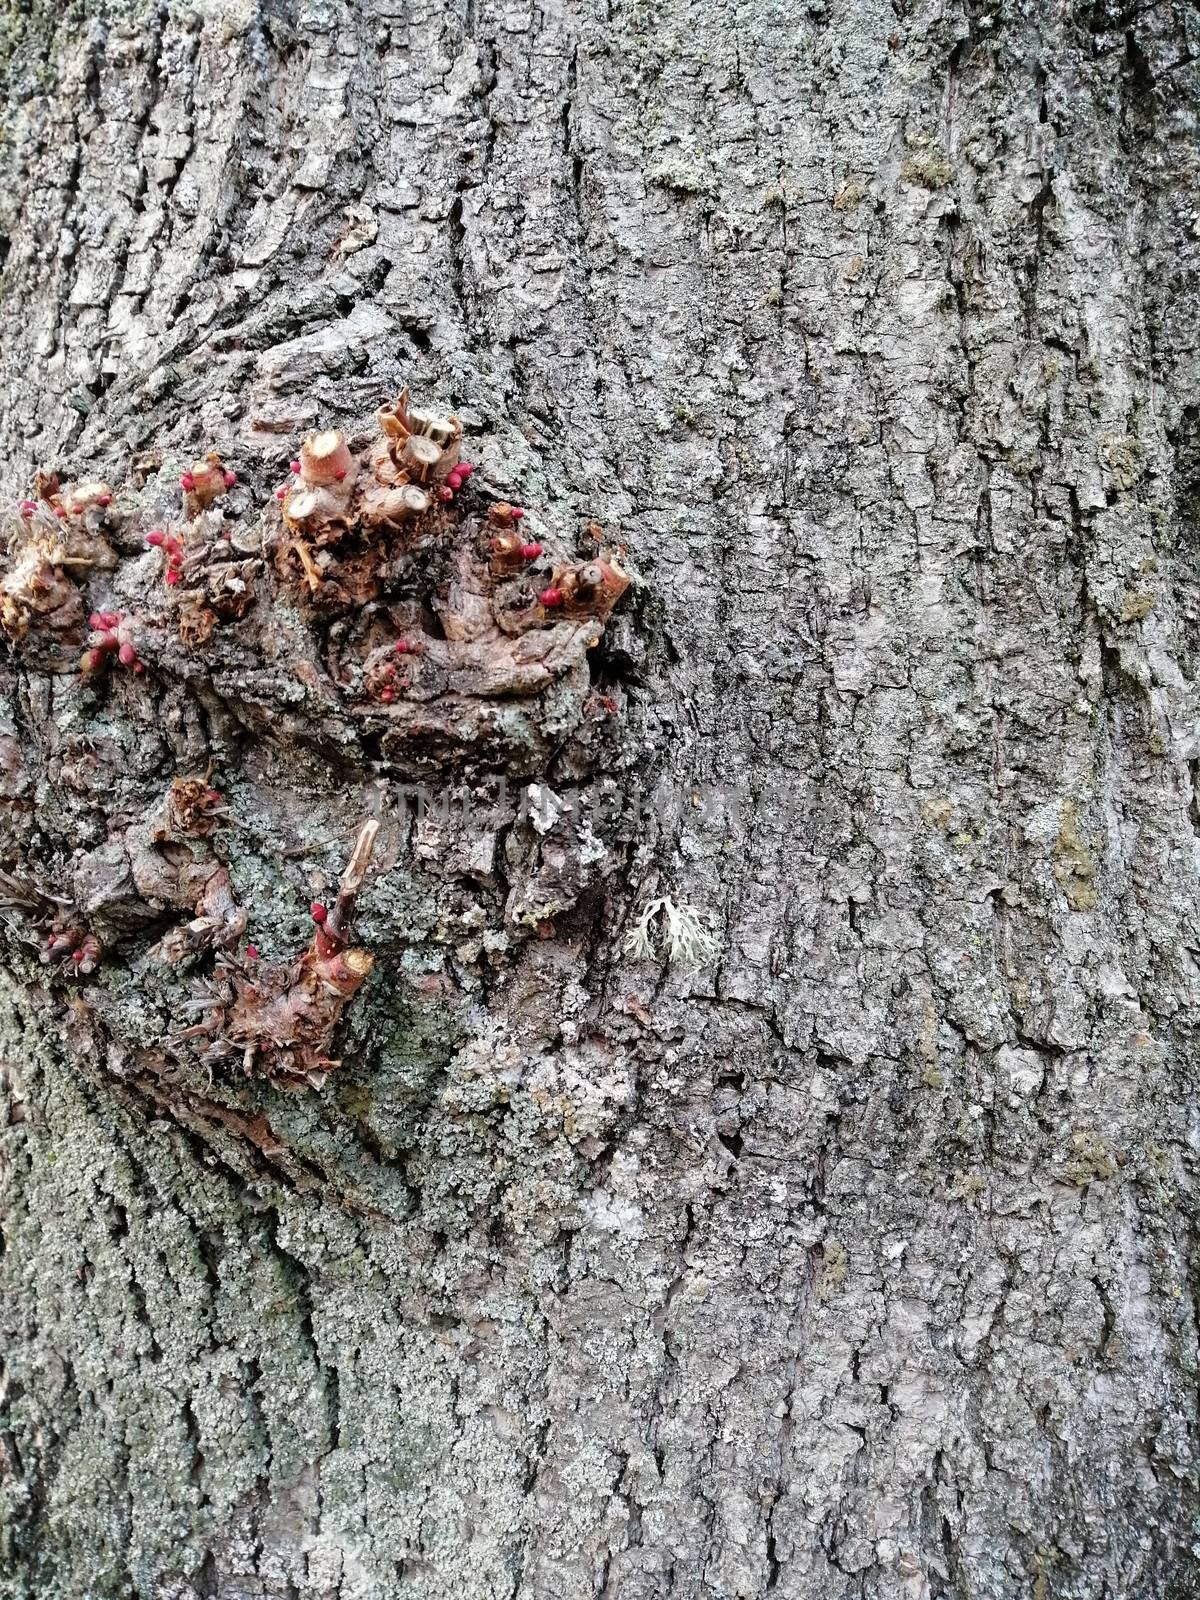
2 1 1200 1596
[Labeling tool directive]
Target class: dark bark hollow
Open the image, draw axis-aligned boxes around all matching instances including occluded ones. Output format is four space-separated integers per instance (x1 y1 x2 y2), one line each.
1 2 1199 1597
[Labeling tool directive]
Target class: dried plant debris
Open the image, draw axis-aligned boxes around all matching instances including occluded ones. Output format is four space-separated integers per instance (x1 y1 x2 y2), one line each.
179 451 237 513
175 821 379 1089
0 389 637 1096
0 532 86 643
153 865 247 966
0 391 633 773
162 776 227 839
80 610 147 677
147 455 262 642
1 473 119 646
270 391 472 603
0 867 104 981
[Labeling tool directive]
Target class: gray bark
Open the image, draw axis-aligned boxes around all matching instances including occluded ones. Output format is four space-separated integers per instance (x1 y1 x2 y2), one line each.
1 1 1199 1597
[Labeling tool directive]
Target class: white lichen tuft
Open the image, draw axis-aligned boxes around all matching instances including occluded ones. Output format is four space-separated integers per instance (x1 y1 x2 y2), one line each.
623 896 719 967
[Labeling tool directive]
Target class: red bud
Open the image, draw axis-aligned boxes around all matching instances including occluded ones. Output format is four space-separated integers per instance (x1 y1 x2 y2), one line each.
521 542 543 560
180 472 195 491
311 902 328 924
118 643 136 666
540 586 564 607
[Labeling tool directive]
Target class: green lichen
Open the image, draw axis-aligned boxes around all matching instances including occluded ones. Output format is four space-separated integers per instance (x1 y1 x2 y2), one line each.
0 0 78 101
1063 1130 1118 1187
1119 589 1155 623
817 1238 848 1298
832 177 867 210
1100 433 1142 491
899 148 953 190
1054 801 1098 911
950 1169 986 1203
647 158 713 196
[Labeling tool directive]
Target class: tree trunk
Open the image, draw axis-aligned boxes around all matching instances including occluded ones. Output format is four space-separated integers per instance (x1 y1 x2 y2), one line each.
1 1 1198 1596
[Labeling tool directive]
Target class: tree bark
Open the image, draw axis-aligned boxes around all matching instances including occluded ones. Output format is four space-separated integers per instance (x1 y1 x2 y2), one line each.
1 1 1199 1597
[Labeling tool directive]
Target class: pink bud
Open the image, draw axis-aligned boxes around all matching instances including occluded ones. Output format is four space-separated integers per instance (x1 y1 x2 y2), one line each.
133 662 145 675
165 570 180 586
438 486 454 503
290 460 301 475
310 902 328 925
118 643 136 666
275 485 287 500
180 472 195 491
446 472 463 491
540 587 564 607
97 494 112 507
223 470 237 488
146 529 165 546
334 468 347 481
89 611 103 629
54 505 66 518
206 789 221 803
521 542 543 560
168 551 182 568
71 949 84 963
458 463 474 479
394 640 410 655
380 688 394 703
245 944 259 961
100 612 120 628
510 506 525 521
19 499 36 515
